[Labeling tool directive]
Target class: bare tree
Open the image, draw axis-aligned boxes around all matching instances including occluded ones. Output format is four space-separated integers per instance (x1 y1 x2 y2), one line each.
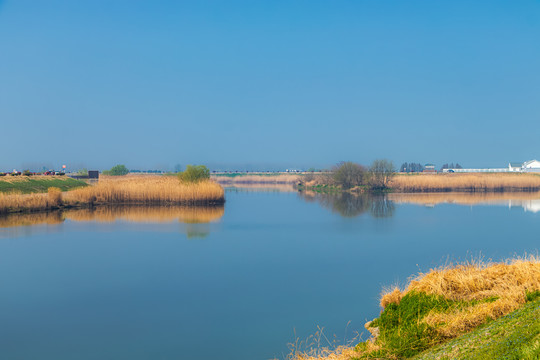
369 159 395 189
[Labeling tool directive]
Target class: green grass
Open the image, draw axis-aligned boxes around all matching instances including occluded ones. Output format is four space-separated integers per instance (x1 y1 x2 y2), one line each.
413 298 540 360
354 292 497 359
0 177 88 194
350 292 539 360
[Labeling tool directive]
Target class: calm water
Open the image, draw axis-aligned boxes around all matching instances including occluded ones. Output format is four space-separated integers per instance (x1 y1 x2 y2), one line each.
0 189 538 360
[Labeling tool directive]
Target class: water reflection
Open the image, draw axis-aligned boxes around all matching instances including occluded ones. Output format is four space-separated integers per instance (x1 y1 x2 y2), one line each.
299 191 395 218
388 192 540 213
0 206 225 238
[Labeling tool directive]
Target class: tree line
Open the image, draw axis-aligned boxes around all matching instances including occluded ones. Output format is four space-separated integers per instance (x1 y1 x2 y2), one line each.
399 162 463 172
304 159 396 190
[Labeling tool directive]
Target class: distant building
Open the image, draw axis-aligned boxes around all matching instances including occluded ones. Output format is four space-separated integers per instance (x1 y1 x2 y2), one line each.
508 162 522 172
441 160 540 173
423 164 436 173
522 160 540 172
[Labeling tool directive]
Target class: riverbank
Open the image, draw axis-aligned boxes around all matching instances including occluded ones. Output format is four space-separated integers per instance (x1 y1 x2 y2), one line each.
291 256 540 360
298 173 540 193
390 173 540 192
0 175 88 194
0 176 225 214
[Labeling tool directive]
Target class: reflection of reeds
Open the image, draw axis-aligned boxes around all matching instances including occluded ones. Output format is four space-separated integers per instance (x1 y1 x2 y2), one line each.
65 176 224 205
0 211 64 228
390 173 540 192
65 205 224 224
388 191 540 206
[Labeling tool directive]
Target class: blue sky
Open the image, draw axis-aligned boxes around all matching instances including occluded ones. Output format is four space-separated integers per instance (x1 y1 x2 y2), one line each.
1 0 539 171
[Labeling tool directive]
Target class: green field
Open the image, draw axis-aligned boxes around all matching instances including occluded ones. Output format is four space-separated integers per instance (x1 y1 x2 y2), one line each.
0 177 88 194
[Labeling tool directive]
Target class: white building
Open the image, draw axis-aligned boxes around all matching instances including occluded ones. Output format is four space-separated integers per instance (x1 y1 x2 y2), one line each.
522 160 540 172
508 162 522 172
442 160 540 173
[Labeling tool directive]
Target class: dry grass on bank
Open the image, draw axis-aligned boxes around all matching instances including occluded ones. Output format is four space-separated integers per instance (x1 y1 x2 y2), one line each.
0 187 63 214
290 255 540 360
390 173 540 192
65 176 224 205
381 255 540 338
0 176 224 213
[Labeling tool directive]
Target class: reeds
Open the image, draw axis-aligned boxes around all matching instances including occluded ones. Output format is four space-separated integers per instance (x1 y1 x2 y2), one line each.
0 176 224 213
390 173 540 192
65 176 224 206
0 189 65 214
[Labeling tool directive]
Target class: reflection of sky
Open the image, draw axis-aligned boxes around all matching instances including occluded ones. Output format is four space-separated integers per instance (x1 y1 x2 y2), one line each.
0 191 538 360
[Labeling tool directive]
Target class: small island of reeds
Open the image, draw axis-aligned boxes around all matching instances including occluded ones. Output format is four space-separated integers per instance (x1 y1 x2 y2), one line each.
289 255 540 360
0 175 225 214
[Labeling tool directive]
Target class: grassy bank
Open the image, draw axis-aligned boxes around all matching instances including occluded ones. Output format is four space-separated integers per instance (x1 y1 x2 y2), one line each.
0 176 225 214
0 176 88 194
390 173 540 192
291 256 540 360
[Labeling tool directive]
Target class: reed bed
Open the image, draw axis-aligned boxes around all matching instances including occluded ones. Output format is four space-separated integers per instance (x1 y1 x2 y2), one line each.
0 187 63 214
390 173 540 192
65 176 224 206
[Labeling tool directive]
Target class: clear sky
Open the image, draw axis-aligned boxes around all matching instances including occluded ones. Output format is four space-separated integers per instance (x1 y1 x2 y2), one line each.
1 0 539 171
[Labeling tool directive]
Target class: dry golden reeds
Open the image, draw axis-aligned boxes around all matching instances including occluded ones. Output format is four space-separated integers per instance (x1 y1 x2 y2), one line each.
0 191 63 214
65 176 224 206
390 173 540 192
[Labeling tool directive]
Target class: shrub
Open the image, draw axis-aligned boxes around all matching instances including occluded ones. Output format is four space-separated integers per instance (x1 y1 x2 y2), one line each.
332 162 366 189
0 173 6 177
104 164 129 176
178 165 210 183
